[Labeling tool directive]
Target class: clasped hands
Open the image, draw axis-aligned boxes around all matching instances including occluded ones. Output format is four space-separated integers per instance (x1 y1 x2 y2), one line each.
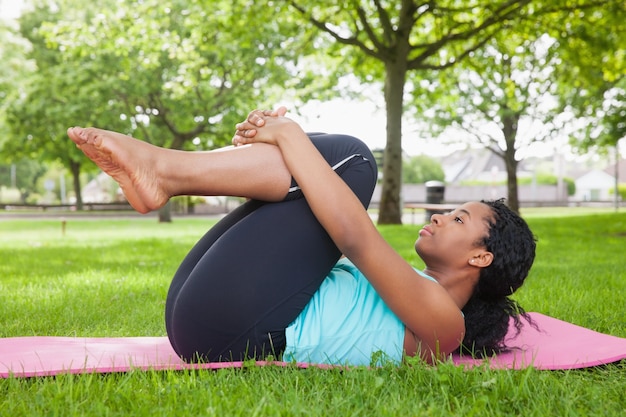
232 106 292 147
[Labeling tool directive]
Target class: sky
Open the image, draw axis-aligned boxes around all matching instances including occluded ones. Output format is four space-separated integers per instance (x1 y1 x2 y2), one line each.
286 98 477 157
287 99 388 152
0 0 24 20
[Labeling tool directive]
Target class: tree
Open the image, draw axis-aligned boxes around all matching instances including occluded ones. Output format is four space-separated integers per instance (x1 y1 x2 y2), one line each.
0 14 33 148
47 0 303 148
403 155 444 184
287 0 613 222
5 0 306 219
550 1 626 152
549 1 626 209
0 159 47 203
411 32 566 213
3 0 126 210
408 1 624 213
283 1 522 222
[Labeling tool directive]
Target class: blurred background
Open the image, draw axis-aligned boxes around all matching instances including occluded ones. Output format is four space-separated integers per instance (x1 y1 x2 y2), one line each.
0 0 624 223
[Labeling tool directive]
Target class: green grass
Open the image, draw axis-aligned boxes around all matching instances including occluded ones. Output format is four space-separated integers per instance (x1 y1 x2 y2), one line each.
0 211 625 416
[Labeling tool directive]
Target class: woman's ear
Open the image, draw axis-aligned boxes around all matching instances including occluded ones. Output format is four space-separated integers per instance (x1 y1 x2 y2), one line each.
469 251 493 268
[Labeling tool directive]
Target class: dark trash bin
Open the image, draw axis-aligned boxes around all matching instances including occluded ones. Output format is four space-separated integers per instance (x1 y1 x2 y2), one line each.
425 180 445 219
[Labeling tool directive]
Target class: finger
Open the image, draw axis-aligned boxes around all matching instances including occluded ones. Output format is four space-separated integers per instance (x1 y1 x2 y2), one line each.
232 134 251 146
275 106 287 117
264 106 287 117
234 127 257 137
235 121 259 133
247 110 266 127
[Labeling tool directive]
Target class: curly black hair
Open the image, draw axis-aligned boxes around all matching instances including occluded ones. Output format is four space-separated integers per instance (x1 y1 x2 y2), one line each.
459 199 537 356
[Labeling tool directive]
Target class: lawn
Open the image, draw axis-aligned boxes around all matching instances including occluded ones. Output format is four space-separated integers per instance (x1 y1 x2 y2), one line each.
0 210 624 416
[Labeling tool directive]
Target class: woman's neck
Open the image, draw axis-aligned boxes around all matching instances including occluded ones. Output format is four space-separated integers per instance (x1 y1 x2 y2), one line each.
423 267 478 309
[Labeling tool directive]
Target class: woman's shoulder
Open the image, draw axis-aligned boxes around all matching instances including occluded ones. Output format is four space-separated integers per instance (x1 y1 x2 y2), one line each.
336 257 436 284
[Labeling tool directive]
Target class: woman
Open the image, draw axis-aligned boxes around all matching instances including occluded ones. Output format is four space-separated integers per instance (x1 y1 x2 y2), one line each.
66 108 535 365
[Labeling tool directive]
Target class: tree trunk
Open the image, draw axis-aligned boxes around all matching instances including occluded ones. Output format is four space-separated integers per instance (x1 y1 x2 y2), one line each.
502 112 521 214
158 200 172 223
70 161 83 211
504 150 520 214
377 61 407 224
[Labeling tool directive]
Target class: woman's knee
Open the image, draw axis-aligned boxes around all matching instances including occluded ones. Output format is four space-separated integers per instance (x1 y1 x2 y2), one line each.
310 133 375 167
285 133 378 205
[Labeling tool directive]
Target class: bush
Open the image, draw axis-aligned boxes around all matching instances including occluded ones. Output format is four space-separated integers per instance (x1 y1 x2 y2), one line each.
0 186 21 203
608 183 626 200
403 155 445 184
518 173 576 196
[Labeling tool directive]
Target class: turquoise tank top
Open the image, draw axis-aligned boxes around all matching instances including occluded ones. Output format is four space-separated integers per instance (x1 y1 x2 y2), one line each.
283 258 436 366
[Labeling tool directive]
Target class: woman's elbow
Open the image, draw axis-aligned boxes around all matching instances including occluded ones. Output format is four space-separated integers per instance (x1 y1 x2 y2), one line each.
331 223 374 259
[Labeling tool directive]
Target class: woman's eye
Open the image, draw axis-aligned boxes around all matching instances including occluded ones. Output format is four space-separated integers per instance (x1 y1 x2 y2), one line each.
454 216 463 224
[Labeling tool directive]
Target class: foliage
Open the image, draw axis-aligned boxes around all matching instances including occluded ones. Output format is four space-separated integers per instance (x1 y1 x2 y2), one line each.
461 172 576 197
2 0 127 209
40 0 306 148
608 183 626 200
0 15 33 140
412 32 563 153
0 159 47 203
407 0 624 213
518 173 576 196
289 0 539 223
1 0 311 214
547 0 626 152
287 0 616 223
1 0 623 222
402 155 444 184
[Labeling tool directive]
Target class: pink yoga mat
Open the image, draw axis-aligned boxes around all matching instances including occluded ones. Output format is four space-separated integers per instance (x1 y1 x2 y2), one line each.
1 313 625 378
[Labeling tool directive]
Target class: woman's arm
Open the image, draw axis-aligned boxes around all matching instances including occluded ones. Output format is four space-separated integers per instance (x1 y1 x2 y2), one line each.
234 114 465 359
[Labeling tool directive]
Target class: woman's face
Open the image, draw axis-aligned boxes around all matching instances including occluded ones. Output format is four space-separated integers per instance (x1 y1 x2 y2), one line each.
414 201 493 267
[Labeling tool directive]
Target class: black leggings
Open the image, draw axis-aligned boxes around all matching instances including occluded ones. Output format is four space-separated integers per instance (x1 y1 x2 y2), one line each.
164 134 378 362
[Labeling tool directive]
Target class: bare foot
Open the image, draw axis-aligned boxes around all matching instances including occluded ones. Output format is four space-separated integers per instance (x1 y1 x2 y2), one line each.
67 127 170 213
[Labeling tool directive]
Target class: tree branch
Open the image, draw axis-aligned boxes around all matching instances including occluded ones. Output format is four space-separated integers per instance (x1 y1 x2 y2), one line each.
288 0 384 61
